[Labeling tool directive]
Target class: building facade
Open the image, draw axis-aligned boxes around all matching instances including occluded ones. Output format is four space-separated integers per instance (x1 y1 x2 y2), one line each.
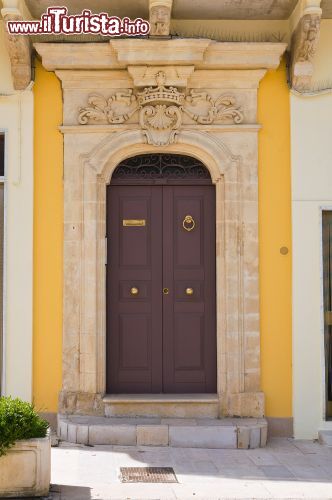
0 0 331 441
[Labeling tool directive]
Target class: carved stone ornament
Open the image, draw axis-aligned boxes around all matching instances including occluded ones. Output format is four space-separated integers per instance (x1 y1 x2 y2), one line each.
183 91 244 125
290 12 321 89
2 12 31 90
297 14 321 62
78 90 139 124
150 5 171 36
78 71 244 146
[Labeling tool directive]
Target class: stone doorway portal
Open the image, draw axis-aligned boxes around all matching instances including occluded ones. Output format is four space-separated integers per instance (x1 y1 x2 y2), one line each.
33 36 287 418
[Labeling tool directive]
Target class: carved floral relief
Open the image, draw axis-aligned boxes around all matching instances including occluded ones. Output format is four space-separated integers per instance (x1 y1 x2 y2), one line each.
78 71 244 146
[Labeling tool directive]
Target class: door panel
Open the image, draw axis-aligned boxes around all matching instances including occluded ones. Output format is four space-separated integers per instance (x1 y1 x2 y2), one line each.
107 186 163 393
107 182 217 394
162 186 217 393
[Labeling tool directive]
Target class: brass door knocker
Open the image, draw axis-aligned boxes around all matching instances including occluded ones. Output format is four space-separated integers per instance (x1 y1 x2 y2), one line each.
182 215 195 232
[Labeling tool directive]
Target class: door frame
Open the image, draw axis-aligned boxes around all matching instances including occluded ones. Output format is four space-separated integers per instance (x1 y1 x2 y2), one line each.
60 129 264 418
106 159 217 394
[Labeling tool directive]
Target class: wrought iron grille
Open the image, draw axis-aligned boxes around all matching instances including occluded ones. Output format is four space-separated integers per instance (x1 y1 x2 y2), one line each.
111 154 211 183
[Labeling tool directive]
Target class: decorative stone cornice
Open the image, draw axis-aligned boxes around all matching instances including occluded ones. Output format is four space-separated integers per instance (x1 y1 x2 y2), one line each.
290 9 322 89
77 70 244 146
149 0 173 37
1 7 31 90
34 41 287 72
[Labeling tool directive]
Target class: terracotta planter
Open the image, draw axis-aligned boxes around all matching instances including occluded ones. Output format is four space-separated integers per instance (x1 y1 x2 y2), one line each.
0 433 50 497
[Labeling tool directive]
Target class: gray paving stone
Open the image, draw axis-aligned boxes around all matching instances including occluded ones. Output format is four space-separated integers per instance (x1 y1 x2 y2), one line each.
260 464 295 478
248 448 282 466
286 464 332 480
192 459 219 473
169 425 237 449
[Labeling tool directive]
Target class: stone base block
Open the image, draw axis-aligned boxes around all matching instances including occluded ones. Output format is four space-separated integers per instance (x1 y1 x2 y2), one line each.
225 392 265 418
137 425 169 446
169 425 237 449
318 430 332 446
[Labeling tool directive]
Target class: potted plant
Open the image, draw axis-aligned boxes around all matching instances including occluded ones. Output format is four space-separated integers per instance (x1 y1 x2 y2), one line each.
0 397 50 498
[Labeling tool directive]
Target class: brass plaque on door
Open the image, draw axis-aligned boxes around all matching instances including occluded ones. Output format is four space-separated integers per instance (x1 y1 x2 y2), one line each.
123 219 146 227
325 311 332 326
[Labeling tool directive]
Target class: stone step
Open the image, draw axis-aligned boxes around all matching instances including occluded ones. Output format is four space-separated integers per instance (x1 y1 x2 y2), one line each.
318 430 332 446
103 393 219 418
58 415 268 449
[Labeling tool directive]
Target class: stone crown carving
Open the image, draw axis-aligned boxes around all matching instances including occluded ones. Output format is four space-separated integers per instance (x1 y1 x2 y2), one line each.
78 71 244 146
137 71 185 106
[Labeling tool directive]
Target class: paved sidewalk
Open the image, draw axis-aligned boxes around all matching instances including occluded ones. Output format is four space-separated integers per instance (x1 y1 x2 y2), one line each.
48 438 332 499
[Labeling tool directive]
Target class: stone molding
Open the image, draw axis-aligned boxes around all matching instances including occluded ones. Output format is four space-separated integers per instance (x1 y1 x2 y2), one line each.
80 129 239 183
34 41 286 71
290 9 322 89
1 7 31 90
59 125 262 417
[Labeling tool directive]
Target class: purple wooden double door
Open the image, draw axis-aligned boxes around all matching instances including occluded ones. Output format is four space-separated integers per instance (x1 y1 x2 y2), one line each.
106 156 217 394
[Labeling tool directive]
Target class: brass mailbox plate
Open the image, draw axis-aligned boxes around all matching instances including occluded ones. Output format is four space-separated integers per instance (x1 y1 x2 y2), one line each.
123 219 146 227
325 311 332 326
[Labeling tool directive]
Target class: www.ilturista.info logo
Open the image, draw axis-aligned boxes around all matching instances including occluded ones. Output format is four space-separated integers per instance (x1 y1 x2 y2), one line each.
7 6 150 36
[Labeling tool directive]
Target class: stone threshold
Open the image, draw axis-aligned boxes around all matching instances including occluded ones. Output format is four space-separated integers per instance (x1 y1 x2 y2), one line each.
58 415 268 449
102 393 220 418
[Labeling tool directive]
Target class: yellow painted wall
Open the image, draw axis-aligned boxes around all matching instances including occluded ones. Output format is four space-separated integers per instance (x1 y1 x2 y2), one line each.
258 60 292 418
33 59 63 412
32 57 292 417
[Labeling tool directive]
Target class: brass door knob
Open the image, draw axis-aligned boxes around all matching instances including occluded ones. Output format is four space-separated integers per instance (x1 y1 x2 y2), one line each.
130 287 139 296
163 288 169 295
186 287 194 296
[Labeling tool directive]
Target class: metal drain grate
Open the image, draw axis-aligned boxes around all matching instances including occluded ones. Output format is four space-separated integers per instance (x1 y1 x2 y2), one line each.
120 467 178 483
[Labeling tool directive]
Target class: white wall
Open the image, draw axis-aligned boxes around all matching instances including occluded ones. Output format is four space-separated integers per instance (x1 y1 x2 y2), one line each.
291 90 332 438
0 20 33 401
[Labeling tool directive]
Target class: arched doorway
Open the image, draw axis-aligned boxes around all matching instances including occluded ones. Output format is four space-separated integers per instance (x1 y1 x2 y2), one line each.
106 154 217 394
